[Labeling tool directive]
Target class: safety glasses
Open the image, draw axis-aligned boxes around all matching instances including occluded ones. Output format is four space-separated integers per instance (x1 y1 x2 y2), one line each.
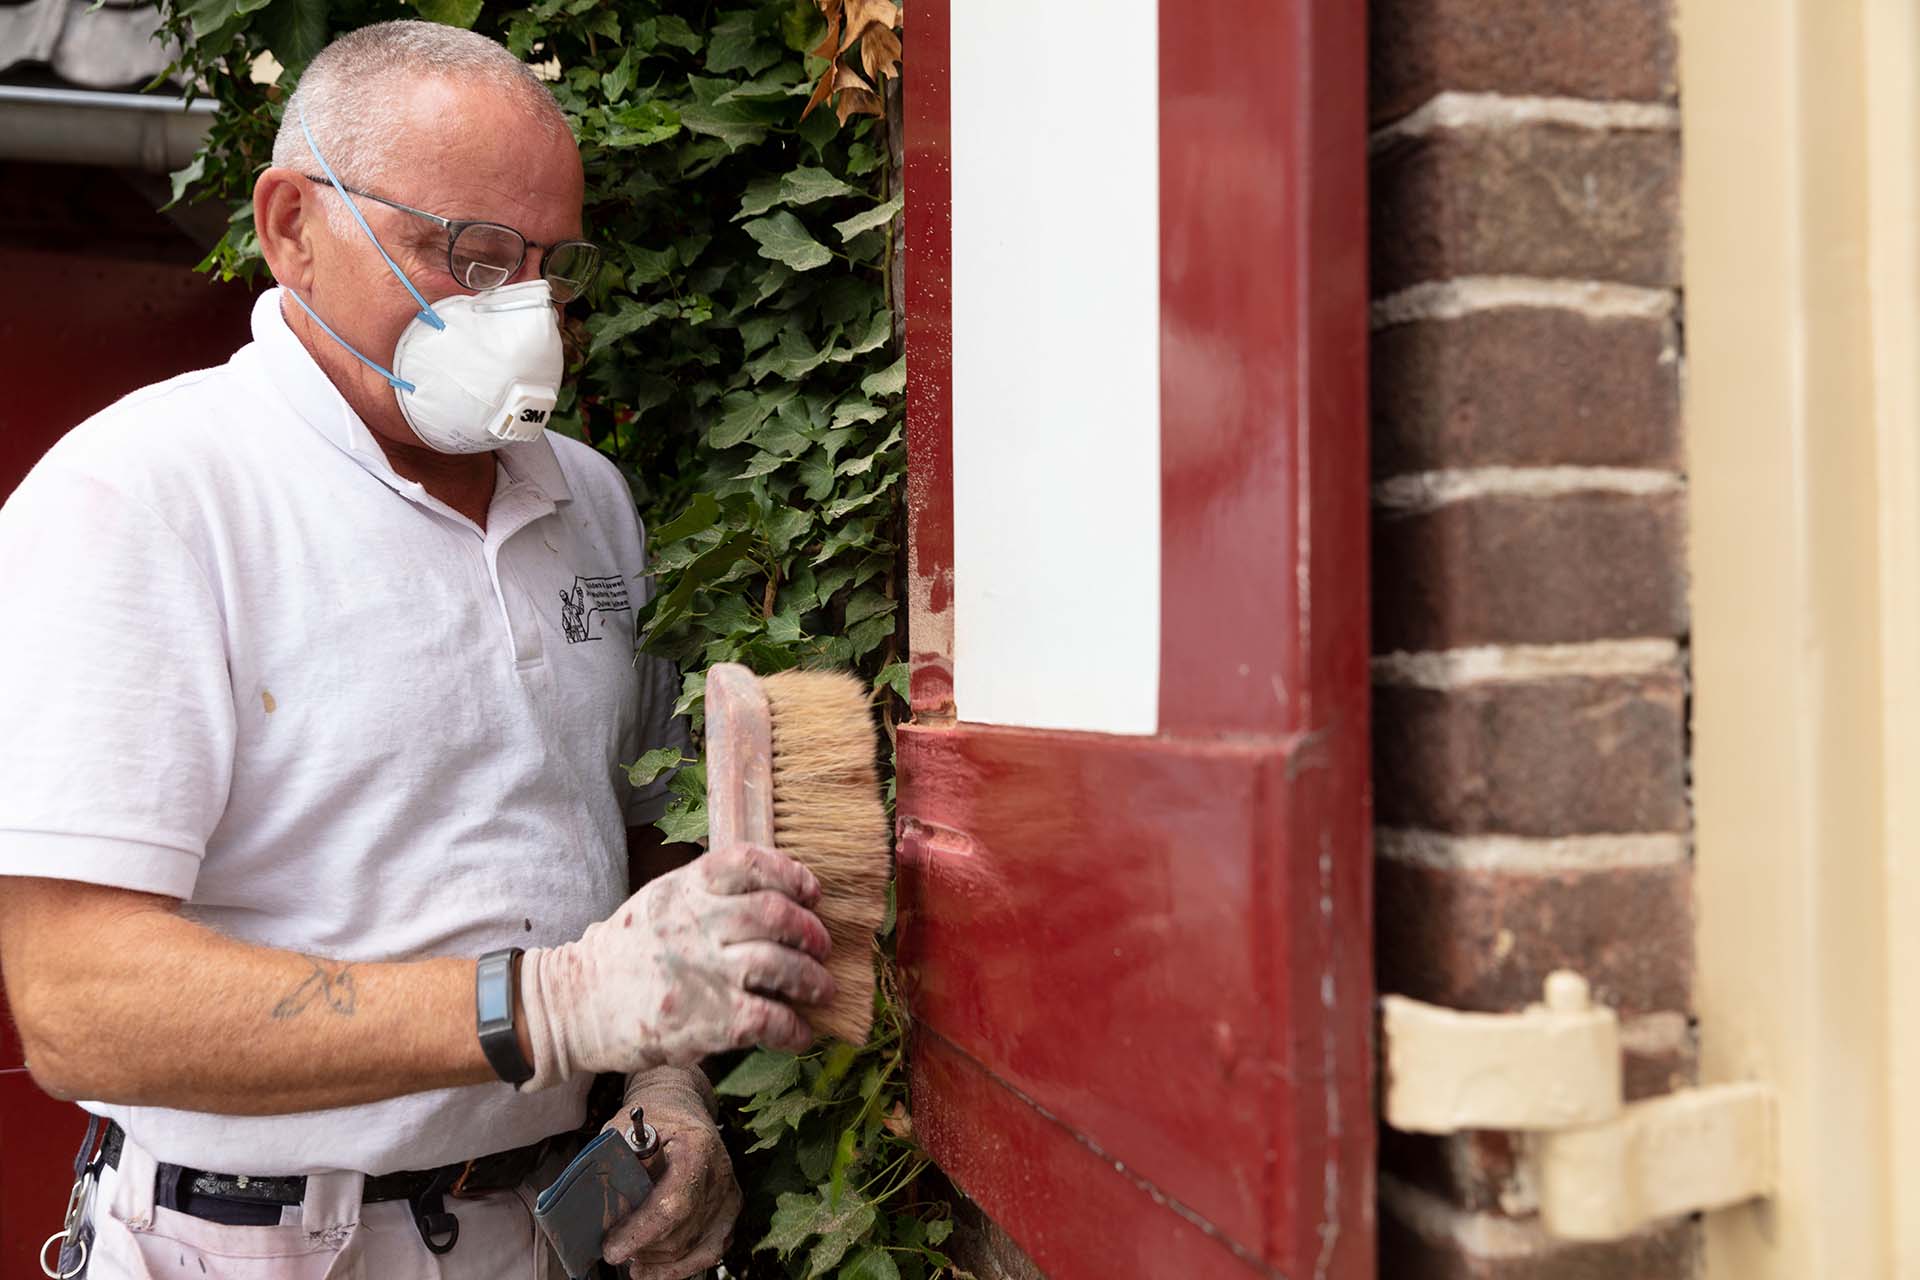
304 175 603 303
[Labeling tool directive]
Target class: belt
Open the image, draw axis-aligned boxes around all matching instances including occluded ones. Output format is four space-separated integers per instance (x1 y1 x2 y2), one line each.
97 1119 553 1253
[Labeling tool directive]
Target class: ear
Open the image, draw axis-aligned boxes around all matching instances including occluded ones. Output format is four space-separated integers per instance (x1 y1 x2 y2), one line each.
255 167 319 291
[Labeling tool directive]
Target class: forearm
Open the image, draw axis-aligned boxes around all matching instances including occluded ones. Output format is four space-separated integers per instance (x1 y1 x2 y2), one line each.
1 878 499 1114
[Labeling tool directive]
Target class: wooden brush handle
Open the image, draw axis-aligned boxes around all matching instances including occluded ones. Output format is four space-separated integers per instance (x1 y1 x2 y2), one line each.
704 663 774 850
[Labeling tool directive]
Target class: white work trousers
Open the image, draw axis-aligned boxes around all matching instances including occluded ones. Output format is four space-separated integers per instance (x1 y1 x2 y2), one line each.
79 1134 560 1279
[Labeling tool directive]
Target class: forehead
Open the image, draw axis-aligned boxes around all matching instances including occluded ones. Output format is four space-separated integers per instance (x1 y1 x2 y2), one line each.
381 77 583 240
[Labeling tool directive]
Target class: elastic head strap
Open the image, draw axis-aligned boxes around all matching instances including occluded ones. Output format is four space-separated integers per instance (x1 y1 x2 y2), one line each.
281 288 417 393
295 105 445 333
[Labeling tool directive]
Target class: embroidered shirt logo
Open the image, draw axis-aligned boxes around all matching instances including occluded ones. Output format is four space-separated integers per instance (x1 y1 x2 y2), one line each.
558 575 631 643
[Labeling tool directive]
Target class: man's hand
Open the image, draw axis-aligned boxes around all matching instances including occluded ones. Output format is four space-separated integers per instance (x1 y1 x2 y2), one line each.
602 1066 740 1280
518 844 833 1090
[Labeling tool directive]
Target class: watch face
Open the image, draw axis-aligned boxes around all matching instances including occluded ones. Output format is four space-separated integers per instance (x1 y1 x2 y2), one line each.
477 955 515 1027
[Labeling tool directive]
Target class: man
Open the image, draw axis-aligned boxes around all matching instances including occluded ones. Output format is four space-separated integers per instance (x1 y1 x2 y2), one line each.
0 21 830 1279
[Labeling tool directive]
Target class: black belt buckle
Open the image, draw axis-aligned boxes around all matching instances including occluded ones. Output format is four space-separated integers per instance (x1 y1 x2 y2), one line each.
408 1165 462 1256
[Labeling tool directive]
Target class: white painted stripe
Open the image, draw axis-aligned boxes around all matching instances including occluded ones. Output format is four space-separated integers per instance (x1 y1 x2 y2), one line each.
1376 828 1691 873
1370 91 1681 152
1372 640 1682 688
1371 277 1677 329
1373 466 1684 513
949 0 1160 736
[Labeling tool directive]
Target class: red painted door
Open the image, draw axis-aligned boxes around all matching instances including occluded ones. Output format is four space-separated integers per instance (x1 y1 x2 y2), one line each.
895 4 1372 1278
0 236 253 1276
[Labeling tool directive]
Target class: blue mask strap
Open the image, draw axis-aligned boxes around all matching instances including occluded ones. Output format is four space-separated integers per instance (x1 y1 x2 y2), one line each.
295 105 445 333
281 287 417 393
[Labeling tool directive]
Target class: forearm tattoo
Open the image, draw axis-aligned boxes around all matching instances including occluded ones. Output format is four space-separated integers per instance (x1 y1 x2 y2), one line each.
271 958 359 1019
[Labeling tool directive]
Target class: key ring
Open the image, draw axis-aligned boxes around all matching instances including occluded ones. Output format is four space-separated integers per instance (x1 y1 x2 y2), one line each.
39 1229 86 1279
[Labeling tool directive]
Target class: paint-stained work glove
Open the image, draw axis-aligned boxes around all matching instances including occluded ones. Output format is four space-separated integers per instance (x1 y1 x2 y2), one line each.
517 844 834 1091
601 1066 741 1279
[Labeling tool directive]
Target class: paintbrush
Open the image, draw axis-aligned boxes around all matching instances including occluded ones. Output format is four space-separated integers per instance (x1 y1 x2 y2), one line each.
705 663 891 1044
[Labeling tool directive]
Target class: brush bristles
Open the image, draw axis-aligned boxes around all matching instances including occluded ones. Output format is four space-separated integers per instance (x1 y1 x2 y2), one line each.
762 669 891 1045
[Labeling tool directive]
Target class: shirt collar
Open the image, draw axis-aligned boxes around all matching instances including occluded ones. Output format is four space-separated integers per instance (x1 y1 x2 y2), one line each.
250 287 572 504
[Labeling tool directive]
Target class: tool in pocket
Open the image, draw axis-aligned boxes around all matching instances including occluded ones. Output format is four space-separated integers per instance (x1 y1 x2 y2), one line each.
532 1107 659 1280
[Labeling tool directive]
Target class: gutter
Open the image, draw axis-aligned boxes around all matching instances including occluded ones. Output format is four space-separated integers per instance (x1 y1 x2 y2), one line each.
0 85 215 172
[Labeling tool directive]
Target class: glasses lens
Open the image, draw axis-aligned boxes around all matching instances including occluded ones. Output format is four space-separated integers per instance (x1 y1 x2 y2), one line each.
542 241 602 303
451 223 523 291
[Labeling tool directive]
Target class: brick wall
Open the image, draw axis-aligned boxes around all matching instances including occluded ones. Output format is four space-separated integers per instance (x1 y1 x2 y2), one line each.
1368 1 1694 1276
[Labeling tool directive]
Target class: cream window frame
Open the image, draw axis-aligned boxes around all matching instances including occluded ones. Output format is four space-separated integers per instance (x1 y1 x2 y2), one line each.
1683 0 1920 1274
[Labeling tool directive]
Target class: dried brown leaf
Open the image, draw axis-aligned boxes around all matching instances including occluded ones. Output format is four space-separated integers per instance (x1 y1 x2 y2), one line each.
801 60 837 120
809 3 842 62
838 0 900 53
858 22 901 83
832 65 883 124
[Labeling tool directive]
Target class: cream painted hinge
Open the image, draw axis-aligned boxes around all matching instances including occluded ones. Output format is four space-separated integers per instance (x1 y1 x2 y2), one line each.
1381 971 1776 1241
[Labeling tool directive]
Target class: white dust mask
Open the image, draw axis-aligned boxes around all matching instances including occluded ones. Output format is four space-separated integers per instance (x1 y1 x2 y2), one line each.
387 279 563 453
284 107 565 455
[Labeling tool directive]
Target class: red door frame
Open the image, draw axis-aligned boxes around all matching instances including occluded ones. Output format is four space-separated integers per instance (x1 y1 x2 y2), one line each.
897 4 1372 1278
0 240 254 1275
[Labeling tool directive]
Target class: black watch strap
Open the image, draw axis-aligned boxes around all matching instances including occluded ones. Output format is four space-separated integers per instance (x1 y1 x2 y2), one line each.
476 947 534 1086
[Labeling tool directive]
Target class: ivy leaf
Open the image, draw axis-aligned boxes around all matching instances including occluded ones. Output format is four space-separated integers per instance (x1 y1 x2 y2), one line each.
717 1049 800 1098
746 1092 822 1149
796 1121 837 1182
705 11 783 76
759 1191 828 1257
708 390 777 449
625 747 686 788
755 166 862 221
164 154 206 210
743 212 833 272
626 245 678 285
766 609 804 644
841 1247 902 1280
602 52 639 103
655 792 708 844
587 299 671 355
833 192 903 242
738 312 787 354
831 398 887 429
875 662 909 701
582 9 620 42
926 1218 954 1246
844 587 891 625
764 505 812 554
604 102 681 148
652 493 721 543
805 1189 876 1276
653 14 702 51
735 166 857 219
838 309 892 358
254 0 327 69
849 613 893 656
679 99 780 150
860 354 906 399
180 0 271 40
838 426 901 475
410 0 481 28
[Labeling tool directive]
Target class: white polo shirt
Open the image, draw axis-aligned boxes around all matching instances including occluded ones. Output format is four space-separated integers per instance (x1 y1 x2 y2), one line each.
0 289 686 1175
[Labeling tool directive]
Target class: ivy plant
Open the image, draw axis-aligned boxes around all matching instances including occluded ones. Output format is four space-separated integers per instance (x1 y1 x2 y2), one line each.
157 0 941 1274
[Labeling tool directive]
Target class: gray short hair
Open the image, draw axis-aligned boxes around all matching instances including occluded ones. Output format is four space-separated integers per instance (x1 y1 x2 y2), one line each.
271 20 568 235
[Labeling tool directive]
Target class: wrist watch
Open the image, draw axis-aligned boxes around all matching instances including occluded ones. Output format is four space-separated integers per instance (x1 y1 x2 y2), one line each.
476 947 534 1086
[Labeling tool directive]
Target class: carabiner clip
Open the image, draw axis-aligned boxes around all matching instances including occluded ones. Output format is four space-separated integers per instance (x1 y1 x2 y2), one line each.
40 1168 94 1278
